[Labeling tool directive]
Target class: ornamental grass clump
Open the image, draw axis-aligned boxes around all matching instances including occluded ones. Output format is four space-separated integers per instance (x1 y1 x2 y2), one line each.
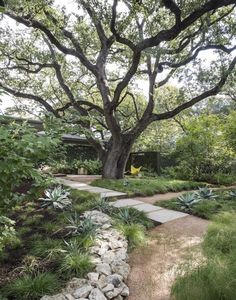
172 212 236 300
2 272 61 300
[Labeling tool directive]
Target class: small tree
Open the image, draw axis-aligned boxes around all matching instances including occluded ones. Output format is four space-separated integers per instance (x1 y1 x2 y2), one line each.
0 0 235 178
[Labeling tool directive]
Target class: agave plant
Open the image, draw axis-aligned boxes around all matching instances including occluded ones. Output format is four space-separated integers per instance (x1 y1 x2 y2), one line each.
65 213 98 237
196 187 217 200
229 190 236 198
92 197 116 215
40 186 72 210
177 193 200 211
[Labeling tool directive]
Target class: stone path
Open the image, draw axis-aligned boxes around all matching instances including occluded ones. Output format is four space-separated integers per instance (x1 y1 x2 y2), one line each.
128 215 209 300
59 178 189 224
111 198 188 224
58 178 127 199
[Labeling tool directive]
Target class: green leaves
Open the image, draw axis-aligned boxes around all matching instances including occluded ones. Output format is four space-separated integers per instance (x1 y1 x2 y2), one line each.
0 119 59 210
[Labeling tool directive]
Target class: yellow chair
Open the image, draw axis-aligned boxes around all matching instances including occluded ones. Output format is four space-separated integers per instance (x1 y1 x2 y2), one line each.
131 165 142 176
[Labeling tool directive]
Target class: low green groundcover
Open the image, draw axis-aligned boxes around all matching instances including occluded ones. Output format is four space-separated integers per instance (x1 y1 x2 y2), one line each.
158 188 236 219
91 177 205 197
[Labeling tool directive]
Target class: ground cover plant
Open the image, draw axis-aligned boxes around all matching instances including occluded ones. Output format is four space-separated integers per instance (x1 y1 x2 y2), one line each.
172 212 236 300
0 185 151 299
91 177 205 197
158 187 236 219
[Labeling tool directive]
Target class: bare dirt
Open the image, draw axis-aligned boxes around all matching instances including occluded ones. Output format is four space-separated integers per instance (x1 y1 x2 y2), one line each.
128 215 209 300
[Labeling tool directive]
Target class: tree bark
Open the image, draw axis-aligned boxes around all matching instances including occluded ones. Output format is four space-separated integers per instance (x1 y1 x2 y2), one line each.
102 137 134 179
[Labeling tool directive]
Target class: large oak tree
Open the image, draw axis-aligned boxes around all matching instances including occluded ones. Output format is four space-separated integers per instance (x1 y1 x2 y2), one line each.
0 0 235 178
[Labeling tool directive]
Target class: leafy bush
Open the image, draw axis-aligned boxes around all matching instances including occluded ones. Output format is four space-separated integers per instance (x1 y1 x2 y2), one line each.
0 120 59 210
167 115 235 183
117 223 146 249
2 272 60 300
115 207 153 229
39 186 72 210
51 159 102 175
0 216 18 253
76 159 102 175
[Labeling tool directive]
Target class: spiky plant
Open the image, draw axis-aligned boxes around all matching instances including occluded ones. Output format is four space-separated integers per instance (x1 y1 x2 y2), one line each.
39 186 72 210
196 187 217 200
92 197 116 215
116 207 153 228
65 213 98 237
177 193 200 211
229 190 236 198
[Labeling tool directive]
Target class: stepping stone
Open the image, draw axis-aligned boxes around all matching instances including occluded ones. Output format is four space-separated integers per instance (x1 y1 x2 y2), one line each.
100 191 127 198
147 209 188 224
132 203 163 213
57 178 126 199
111 199 144 208
58 179 88 187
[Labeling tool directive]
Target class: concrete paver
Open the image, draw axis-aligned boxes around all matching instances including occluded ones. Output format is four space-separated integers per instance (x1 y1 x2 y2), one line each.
132 203 163 213
111 199 144 208
147 209 188 224
58 178 189 224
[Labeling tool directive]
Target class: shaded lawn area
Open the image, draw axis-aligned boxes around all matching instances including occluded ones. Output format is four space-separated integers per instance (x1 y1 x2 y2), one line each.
91 177 205 197
157 189 236 219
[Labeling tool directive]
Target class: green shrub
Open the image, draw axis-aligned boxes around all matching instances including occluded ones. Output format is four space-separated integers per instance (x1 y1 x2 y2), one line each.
117 223 146 249
0 216 18 253
0 120 59 210
2 272 60 300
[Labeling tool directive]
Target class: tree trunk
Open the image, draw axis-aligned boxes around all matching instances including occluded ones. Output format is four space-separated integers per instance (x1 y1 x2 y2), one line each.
102 138 133 179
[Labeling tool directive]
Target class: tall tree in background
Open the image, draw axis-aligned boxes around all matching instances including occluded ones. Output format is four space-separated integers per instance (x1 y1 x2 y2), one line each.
0 0 235 178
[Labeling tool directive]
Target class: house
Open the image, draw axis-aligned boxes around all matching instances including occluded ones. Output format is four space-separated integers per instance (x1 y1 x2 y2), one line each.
0 115 98 161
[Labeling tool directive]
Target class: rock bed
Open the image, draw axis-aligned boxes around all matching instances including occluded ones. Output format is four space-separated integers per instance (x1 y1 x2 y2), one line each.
41 210 130 300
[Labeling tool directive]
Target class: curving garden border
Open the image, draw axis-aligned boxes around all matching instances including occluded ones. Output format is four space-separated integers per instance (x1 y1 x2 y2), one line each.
41 210 130 300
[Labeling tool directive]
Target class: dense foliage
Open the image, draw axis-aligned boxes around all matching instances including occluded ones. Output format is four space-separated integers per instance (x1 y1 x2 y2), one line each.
166 114 236 183
0 120 59 210
0 0 235 178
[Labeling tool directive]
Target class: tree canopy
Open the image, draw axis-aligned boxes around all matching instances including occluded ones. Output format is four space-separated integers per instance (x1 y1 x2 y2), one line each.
0 0 235 178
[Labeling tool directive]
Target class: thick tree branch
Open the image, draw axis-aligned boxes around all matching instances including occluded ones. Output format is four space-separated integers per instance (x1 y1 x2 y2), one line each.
0 83 60 117
138 0 236 50
5 12 98 76
162 0 181 25
159 45 236 69
151 56 236 121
